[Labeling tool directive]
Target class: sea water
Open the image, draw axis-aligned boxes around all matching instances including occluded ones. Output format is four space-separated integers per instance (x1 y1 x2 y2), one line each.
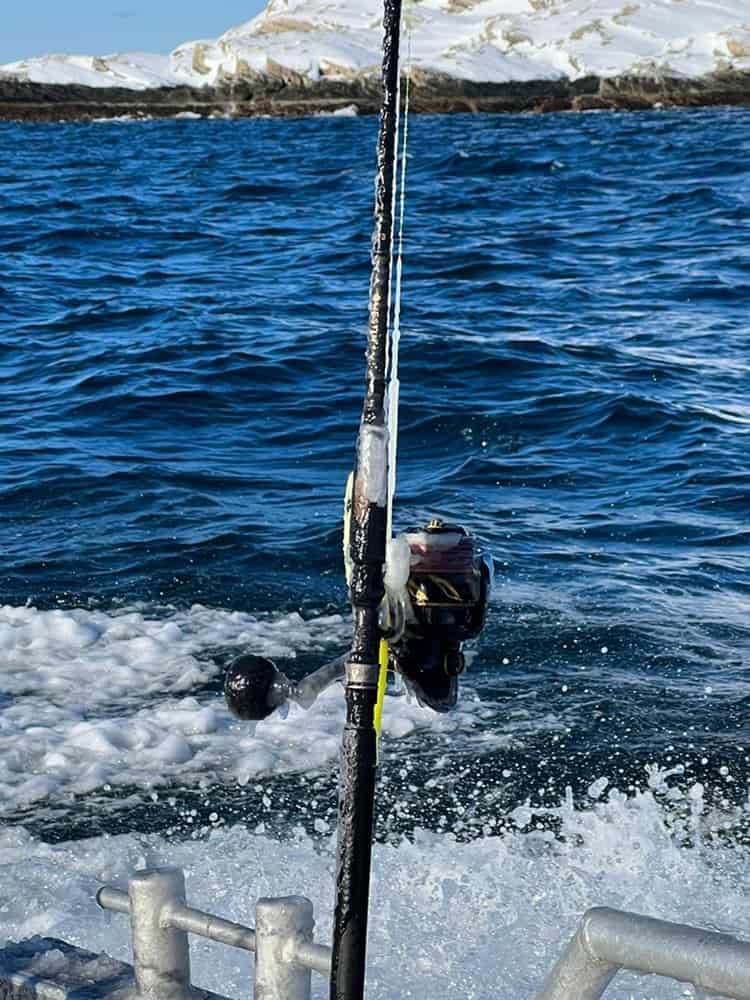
1 109 749 997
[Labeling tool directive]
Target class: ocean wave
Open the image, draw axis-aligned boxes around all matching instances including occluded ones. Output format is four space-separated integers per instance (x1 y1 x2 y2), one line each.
1 779 748 999
2 110 750 850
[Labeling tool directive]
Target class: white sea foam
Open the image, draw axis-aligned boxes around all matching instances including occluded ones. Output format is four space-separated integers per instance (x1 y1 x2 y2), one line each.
315 104 359 117
0 604 506 811
2 602 746 998
0 777 747 999
2 0 750 91
90 114 144 124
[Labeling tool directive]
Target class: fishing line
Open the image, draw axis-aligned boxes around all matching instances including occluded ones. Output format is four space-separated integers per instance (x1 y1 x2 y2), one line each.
386 23 412 543
380 22 413 716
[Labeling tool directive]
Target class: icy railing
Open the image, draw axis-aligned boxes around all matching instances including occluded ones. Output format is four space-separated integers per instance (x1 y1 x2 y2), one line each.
97 867 330 1000
539 906 750 1000
95 868 750 1000
4 865 750 1000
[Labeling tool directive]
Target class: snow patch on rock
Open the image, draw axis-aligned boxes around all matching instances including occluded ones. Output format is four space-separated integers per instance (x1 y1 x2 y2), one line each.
2 0 750 90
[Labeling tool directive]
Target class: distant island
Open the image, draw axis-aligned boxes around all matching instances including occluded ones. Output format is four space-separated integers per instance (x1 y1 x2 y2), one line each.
3 0 750 120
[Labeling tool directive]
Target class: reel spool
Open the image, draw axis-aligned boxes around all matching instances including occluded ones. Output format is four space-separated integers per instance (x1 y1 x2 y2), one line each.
388 519 492 712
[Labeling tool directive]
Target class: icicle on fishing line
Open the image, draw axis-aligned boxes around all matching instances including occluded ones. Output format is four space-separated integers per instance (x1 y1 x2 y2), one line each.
386 26 411 543
379 25 413 662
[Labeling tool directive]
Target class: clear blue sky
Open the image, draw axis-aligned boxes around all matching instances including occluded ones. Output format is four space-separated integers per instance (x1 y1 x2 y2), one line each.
1 1 267 64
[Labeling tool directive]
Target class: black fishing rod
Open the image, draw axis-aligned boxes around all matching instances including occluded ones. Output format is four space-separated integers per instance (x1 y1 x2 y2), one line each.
223 0 493 993
328 0 403 995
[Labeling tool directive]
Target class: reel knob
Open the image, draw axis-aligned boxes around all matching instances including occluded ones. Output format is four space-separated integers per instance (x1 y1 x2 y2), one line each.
224 654 281 721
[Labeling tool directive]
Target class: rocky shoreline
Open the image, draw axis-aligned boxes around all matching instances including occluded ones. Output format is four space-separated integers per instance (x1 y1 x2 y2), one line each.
2 69 750 122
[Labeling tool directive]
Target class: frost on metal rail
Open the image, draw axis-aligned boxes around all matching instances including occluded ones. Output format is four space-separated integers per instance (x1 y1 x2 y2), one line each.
538 906 750 1000
0 867 330 1000
96 867 331 1000
2 868 750 1000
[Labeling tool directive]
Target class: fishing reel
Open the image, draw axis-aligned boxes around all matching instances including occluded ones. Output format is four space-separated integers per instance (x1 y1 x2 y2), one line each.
386 519 492 712
223 518 491 721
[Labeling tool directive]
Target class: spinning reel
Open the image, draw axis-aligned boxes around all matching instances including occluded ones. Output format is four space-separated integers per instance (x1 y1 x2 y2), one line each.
224 519 491 720
386 519 492 712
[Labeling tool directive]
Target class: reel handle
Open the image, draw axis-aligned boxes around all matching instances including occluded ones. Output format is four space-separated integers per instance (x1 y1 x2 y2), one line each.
224 655 290 721
224 652 348 720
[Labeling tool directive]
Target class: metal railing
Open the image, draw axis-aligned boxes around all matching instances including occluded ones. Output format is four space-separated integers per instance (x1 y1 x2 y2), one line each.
96 867 331 1000
2 865 748 1000
538 906 750 1000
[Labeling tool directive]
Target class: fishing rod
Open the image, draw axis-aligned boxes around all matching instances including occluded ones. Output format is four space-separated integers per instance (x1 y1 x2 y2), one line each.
325 0 405 992
224 0 492 995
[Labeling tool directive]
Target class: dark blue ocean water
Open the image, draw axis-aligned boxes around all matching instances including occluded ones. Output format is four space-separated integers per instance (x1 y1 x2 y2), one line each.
1 109 750 840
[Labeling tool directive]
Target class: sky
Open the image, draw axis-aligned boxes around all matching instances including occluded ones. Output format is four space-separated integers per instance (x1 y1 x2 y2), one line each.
1 1 267 64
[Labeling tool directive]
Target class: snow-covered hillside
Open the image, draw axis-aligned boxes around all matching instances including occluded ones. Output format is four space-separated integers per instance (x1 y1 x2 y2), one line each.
3 0 750 90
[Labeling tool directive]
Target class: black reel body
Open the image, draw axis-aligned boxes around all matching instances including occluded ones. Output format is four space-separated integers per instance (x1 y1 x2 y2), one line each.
389 520 491 712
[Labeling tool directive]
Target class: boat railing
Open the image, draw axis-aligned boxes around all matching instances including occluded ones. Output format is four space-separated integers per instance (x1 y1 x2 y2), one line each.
96 867 331 1000
539 905 750 1000
2 865 750 1000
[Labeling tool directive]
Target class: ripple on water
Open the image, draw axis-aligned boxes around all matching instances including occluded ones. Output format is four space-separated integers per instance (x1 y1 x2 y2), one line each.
0 111 749 857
